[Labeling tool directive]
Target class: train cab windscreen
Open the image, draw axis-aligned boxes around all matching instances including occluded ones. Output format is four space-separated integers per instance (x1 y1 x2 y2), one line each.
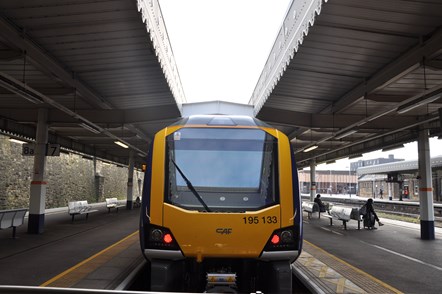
166 128 279 212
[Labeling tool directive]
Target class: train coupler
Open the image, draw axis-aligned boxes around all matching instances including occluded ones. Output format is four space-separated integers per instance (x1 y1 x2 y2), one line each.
206 272 237 293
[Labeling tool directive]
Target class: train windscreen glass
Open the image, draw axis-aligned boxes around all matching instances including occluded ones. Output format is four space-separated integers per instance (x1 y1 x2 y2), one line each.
166 128 279 212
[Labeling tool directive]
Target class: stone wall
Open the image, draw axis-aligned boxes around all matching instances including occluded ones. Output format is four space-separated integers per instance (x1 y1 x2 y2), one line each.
0 135 144 210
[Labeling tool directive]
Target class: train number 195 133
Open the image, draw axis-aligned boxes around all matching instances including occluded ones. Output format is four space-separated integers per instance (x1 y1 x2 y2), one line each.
242 216 278 224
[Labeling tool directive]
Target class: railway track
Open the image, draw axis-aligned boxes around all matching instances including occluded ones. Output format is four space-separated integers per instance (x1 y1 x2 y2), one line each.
125 261 312 293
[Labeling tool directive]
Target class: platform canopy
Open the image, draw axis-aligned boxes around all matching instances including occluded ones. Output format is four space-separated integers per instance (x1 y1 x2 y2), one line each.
250 0 442 168
0 0 185 167
1 0 442 169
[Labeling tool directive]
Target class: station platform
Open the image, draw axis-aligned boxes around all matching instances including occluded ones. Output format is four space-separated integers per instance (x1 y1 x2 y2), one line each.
297 212 442 293
0 204 143 289
1 203 441 293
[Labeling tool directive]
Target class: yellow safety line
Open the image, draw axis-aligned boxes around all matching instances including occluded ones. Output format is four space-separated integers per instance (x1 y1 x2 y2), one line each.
305 240 404 294
40 230 139 287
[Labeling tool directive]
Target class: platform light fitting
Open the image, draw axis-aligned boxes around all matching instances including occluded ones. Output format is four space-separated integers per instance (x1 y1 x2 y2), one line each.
356 119 368 127
79 123 101 134
397 94 441 114
303 145 318 153
349 154 363 159
439 108 442 135
9 138 27 144
326 160 336 164
382 144 404 152
114 141 129 149
335 130 357 140
367 109 397 122
0 73 45 104
15 90 44 104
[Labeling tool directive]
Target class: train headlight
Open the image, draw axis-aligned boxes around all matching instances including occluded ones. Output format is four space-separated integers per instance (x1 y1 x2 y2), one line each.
151 229 163 241
280 230 293 243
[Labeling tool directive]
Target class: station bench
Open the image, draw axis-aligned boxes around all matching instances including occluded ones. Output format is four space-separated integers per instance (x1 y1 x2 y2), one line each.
0 208 28 238
302 201 320 219
323 205 361 230
105 198 125 213
68 200 98 222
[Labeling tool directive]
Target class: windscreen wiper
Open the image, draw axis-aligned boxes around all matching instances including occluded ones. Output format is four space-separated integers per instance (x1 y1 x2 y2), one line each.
170 159 211 212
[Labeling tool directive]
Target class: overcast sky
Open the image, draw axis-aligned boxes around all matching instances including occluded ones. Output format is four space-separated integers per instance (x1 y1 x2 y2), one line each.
159 0 292 103
158 0 442 168
314 137 442 171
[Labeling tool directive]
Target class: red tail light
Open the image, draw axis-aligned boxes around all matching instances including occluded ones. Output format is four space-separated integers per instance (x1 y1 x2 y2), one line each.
145 224 180 250
271 234 280 244
163 233 173 244
263 227 297 252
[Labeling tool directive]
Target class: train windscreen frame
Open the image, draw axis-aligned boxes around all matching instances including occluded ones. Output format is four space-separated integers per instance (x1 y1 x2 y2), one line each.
165 127 279 212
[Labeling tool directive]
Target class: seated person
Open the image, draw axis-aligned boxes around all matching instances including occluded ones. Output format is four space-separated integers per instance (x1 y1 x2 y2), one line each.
134 196 141 208
314 194 328 212
360 198 384 229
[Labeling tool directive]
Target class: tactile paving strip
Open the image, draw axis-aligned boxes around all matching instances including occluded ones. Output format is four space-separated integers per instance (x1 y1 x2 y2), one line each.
293 241 403 294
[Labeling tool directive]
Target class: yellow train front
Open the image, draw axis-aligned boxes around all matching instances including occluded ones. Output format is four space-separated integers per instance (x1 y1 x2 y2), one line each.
140 115 303 293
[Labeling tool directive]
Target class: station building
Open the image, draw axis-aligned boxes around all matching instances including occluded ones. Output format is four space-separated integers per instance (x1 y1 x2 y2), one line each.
298 170 358 195
350 154 404 171
299 154 442 202
357 156 442 202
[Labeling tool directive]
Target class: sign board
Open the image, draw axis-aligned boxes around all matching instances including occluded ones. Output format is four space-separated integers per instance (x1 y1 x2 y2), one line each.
22 143 36 156
21 143 61 156
46 144 61 156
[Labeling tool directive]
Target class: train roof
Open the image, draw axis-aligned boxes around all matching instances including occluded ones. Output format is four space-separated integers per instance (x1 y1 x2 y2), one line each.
170 115 273 128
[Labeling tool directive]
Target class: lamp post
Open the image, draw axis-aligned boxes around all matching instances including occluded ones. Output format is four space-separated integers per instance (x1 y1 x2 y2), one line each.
329 170 332 196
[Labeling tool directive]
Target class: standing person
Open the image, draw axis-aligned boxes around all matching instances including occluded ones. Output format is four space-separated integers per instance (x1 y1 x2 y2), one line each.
379 188 384 199
361 198 384 229
314 194 328 212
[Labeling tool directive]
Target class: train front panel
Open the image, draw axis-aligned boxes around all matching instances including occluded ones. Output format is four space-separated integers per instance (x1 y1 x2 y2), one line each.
141 122 301 260
139 115 302 292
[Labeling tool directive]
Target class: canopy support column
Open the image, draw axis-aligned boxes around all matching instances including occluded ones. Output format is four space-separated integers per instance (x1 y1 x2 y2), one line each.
126 150 135 210
418 127 435 240
310 159 316 201
28 108 48 234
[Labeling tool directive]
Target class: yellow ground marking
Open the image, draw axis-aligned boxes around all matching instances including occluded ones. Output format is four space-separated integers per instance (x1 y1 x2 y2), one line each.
40 231 139 287
336 277 346 293
296 251 365 293
304 256 316 267
325 277 364 294
304 240 403 294
319 265 329 278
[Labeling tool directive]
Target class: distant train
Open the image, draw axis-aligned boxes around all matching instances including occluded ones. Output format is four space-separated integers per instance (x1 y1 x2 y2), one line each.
140 115 303 293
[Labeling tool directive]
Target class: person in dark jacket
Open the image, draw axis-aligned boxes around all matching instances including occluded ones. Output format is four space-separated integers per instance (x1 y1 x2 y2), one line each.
134 196 141 208
362 198 384 228
314 194 328 212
